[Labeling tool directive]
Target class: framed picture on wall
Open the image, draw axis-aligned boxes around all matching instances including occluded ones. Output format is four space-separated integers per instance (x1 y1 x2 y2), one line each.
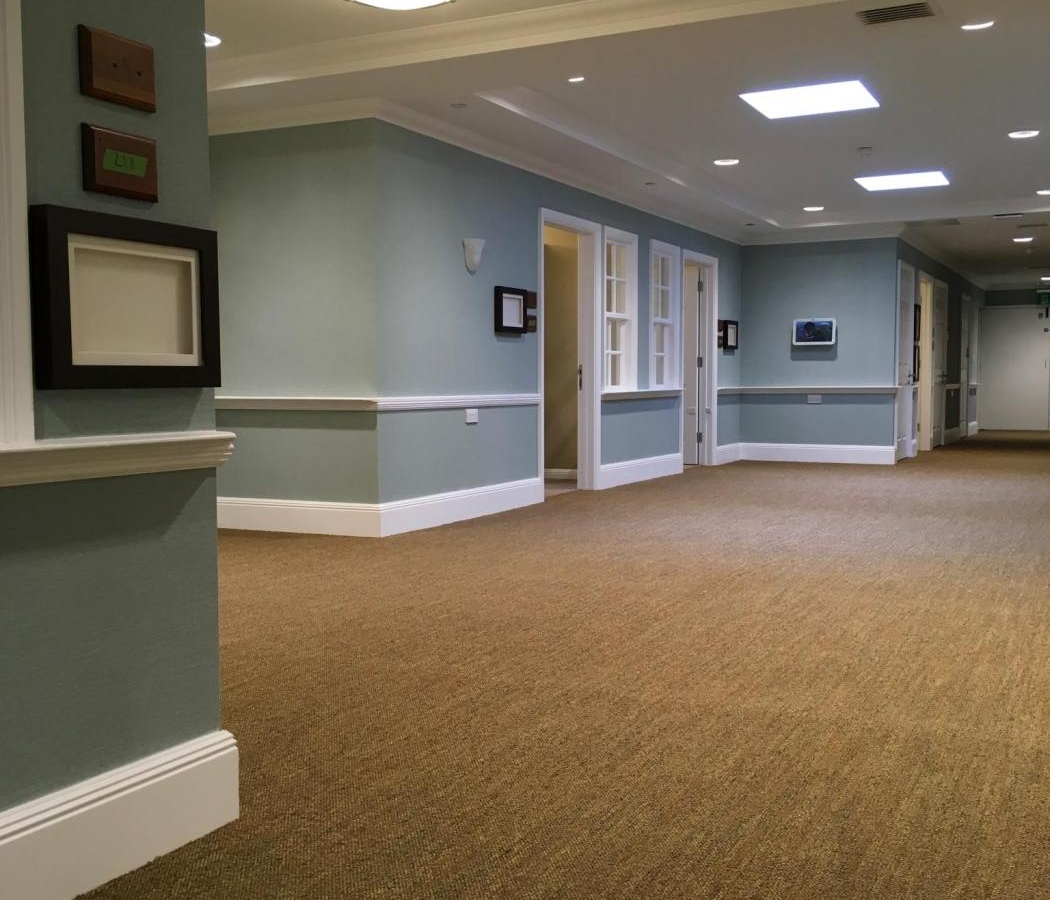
720 319 739 350
494 286 528 334
28 205 221 389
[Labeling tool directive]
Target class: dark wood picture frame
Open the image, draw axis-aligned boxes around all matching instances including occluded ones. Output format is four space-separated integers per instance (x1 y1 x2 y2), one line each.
720 319 739 351
494 285 529 334
28 205 221 389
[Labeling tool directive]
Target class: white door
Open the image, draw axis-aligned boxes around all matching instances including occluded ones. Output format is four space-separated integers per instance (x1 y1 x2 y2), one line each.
959 296 971 434
896 261 918 459
931 281 949 447
682 262 701 465
980 307 1050 430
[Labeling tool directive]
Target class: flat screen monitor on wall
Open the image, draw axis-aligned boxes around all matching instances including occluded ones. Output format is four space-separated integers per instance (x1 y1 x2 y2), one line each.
792 318 837 346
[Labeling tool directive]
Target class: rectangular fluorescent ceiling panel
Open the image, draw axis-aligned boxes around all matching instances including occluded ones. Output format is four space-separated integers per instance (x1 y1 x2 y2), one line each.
740 80 879 120
855 171 950 191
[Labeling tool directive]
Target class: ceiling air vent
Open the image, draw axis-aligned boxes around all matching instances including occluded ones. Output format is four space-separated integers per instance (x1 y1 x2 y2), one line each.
857 3 935 26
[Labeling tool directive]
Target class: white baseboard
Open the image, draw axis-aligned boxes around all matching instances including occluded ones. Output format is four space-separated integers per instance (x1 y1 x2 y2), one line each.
714 443 743 465
596 453 683 489
943 426 963 444
716 442 896 466
218 477 543 538
0 731 238 900
967 421 979 437
544 468 577 481
742 442 897 465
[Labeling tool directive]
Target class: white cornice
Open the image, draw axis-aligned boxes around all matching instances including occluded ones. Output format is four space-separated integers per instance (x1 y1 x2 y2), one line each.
209 98 744 243
215 393 542 411
207 0 840 92
0 430 236 489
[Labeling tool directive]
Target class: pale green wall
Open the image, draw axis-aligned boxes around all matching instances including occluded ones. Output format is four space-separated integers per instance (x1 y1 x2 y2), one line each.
1 0 221 811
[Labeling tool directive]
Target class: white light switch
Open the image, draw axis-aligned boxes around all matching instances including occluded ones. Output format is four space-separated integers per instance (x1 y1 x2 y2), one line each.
465 408 479 424
807 394 823 405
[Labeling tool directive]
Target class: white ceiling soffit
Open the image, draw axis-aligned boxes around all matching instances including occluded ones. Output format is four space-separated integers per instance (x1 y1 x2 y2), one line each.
207 0 843 92
476 86 788 226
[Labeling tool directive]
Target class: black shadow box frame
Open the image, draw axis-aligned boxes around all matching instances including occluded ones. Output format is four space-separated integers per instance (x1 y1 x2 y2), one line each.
28 204 221 389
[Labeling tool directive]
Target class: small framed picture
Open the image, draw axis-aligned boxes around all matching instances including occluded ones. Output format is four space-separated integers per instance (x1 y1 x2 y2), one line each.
495 286 528 334
721 319 739 350
28 204 221 389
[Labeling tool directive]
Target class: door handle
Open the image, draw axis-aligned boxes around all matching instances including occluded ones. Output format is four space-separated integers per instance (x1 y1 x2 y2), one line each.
686 407 697 415
578 364 583 390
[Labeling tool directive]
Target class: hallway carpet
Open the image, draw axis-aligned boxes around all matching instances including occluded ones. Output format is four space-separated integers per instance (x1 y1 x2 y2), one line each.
83 433 1050 900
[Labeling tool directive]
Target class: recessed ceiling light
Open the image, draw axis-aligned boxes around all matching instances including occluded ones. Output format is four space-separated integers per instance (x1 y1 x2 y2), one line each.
1038 189 1050 196
714 158 740 166
1014 236 1035 243
803 206 825 212
567 76 586 83
740 80 879 120
203 32 222 48
350 0 452 9
450 102 467 108
961 20 994 31
1042 276 1050 282
855 171 950 192
1009 130 1041 140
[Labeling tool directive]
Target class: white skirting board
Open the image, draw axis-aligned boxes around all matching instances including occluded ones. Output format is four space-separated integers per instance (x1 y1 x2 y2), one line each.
714 443 743 465
943 426 963 444
0 730 238 900
967 421 979 437
218 477 544 538
595 453 683 489
715 443 896 466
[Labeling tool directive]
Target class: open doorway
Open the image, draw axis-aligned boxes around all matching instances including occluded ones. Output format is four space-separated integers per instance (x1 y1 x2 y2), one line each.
539 210 600 494
917 272 948 451
681 251 718 465
896 261 918 459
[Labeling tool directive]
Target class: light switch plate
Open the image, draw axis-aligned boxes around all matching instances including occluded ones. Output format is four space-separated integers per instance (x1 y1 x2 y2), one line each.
465 408 479 424
78 25 156 113
807 394 823 405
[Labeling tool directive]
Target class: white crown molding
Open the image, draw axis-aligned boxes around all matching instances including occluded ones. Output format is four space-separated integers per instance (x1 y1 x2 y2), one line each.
742 222 906 246
718 385 899 395
0 0 34 446
218 476 543 537
207 0 840 93
0 429 236 489
595 452 683 489
214 393 542 411
209 98 744 244
0 730 238 900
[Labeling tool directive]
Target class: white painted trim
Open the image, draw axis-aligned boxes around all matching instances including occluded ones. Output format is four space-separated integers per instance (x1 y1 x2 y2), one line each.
649 239 682 391
967 421 979 437
602 225 639 391
214 394 541 412
0 430 236 488
714 443 743 465
595 452 683 490
739 443 896 466
544 468 577 480
218 477 543 538
0 0 34 447
0 730 238 900
719 385 899 395
601 389 682 401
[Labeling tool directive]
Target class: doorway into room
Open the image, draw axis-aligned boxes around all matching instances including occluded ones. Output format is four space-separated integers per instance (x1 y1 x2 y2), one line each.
539 210 601 494
917 272 948 451
681 252 717 466
896 261 918 460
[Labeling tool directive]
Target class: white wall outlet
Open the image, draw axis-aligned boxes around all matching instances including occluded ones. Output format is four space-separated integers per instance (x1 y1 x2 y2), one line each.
465 408 479 424
807 394 823 405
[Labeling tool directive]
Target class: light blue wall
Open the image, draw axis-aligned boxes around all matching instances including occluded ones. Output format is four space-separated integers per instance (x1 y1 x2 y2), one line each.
717 395 741 446
210 123 379 396
739 394 895 446
1 0 221 812
601 398 681 464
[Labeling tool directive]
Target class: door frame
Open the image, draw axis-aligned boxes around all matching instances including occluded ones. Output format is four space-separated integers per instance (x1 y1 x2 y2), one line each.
917 272 948 451
959 294 971 437
538 208 601 491
895 260 918 459
681 249 719 466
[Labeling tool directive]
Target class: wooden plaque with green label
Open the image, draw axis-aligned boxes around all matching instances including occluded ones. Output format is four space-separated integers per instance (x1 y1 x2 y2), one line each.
81 124 158 203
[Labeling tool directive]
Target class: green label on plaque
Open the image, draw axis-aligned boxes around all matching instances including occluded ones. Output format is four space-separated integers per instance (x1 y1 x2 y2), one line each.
102 149 149 178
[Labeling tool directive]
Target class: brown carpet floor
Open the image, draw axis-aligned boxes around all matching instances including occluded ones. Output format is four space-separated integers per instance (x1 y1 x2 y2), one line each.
83 433 1050 900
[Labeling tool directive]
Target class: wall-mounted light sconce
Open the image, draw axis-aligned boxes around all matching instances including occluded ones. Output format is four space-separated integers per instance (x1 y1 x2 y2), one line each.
463 238 485 275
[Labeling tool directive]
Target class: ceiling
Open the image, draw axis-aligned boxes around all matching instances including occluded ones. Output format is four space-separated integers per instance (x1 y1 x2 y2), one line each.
204 0 1050 287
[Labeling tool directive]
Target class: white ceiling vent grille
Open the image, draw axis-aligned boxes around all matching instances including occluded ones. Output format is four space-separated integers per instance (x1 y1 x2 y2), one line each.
857 3 935 26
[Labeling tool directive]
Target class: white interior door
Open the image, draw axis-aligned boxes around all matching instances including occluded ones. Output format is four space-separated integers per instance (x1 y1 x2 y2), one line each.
896 261 918 459
960 296 971 434
682 262 701 465
979 307 1050 430
931 281 949 448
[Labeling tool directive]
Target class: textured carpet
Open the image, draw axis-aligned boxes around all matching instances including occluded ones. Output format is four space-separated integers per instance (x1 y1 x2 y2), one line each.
83 433 1050 899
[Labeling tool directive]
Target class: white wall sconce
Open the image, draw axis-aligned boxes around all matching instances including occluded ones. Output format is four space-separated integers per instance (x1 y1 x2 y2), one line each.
463 238 485 275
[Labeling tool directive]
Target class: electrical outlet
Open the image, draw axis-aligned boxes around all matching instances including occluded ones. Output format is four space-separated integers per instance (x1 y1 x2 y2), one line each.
465 408 479 425
78 25 157 113
807 394 823 405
